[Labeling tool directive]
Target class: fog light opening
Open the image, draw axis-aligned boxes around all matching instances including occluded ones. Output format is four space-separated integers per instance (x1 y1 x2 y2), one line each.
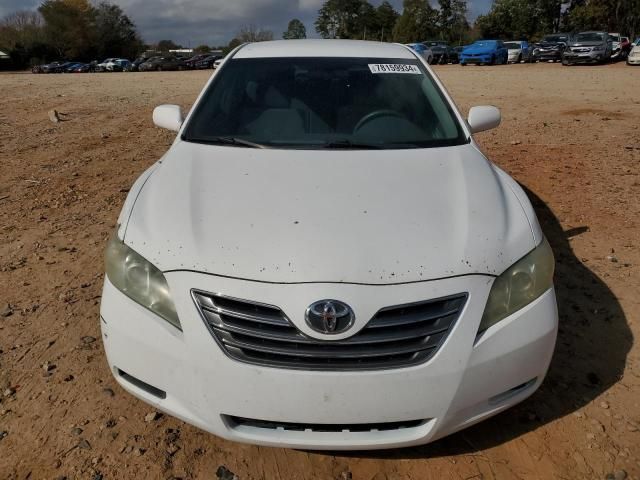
117 368 167 399
488 377 537 406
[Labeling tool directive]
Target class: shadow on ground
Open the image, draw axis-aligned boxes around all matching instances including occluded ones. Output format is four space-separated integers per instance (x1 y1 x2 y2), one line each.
335 185 632 459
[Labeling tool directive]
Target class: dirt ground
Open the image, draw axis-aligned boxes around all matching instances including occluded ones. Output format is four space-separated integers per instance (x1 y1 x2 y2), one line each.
0 62 639 480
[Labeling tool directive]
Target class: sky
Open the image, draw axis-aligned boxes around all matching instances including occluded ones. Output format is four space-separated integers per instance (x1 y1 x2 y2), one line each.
0 0 493 46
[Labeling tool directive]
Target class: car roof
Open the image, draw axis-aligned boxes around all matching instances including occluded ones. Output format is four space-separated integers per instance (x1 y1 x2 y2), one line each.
233 40 415 59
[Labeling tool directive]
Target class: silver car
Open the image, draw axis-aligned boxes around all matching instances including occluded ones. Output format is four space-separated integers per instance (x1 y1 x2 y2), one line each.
563 31 612 65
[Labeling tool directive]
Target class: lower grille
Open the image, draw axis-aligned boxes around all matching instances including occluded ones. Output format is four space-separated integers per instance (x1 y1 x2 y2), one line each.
192 290 466 371
227 416 426 433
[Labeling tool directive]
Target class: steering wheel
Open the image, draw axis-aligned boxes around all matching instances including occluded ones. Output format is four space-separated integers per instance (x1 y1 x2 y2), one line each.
354 110 404 132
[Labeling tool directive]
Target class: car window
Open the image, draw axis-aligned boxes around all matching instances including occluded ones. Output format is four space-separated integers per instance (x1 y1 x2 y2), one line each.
576 33 604 42
183 57 467 150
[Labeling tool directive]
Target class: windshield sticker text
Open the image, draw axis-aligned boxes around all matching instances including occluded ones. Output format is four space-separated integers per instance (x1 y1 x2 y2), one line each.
368 64 421 74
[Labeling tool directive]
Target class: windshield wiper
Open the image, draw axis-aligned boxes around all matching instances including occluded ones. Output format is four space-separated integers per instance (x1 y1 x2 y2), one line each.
205 136 267 149
320 140 384 150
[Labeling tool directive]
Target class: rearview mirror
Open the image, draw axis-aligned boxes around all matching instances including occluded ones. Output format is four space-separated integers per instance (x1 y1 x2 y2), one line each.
153 104 183 132
467 106 501 134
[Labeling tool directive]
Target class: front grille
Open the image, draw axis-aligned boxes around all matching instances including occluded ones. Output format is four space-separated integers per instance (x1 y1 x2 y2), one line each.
572 48 591 53
192 290 467 371
227 416 426 433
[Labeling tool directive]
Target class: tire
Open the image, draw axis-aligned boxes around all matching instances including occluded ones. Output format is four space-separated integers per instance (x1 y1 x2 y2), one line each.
157 66 162 72
460 61 466 66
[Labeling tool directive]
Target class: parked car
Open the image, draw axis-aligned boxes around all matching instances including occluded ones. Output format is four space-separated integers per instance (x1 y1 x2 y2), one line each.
627 42 640 65
460 40 508 65
73 63 93 73
139 56 184 71
405 43 433 64
34 61 66 73
504 41 532 63
563 31 612 65
95 58 118 72
131 56 150 72
531 33 571 62
633 37 640 47
64 62 84 73
608 33 626 60
102 39 558 451
181 53 211 69
422 40 456 64
195 54 222 69
112 59 132 72
452 45 466 63
620 37 632 58
213 57 224 69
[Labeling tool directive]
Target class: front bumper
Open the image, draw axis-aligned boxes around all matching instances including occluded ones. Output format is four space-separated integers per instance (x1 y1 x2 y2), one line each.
533 50 562 61
460 55 493 64
627 55 640 65
100 272 558 450
564 51 604 63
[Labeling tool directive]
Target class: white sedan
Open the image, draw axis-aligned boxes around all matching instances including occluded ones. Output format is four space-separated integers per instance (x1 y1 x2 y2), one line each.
100 39 558 450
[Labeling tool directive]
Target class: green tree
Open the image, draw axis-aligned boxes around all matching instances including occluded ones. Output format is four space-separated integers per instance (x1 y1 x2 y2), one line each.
157 39 181 51
38 0 95 59
393 0 438 43
474 0 539 39
376 1 399 42
438 0 469 43
93 2 142 59
0 10 49 66
315 0 373 39
193 44 211 53
283 19 307 39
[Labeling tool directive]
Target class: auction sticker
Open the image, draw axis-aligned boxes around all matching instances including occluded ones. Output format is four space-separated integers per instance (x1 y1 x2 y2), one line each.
368 64 421 74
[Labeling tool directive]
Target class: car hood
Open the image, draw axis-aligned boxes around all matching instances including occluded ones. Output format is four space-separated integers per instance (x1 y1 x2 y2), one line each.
568 41 602 47
122 142 536 284
537 42 563 48
463 46 494 54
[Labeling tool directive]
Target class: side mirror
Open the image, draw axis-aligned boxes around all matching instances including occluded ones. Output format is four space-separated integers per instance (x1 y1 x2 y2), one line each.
153 104 183 132
467 106 501 134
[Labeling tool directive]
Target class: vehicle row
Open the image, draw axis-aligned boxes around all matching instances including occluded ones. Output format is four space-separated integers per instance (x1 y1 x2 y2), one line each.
406 32 638 67
31 52 225 74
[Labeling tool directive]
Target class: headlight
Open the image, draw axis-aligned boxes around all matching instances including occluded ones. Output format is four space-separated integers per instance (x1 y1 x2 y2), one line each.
105 229 181 329
479 237 554 333
592 46 604 52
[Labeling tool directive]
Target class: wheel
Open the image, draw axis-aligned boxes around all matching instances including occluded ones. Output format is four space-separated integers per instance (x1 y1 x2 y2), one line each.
157 66 162 72
517 54 522 63
460 61 466 66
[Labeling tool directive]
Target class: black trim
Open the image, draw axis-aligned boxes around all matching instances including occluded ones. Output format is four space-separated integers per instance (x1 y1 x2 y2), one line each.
118 369 167 399
166 269 494 286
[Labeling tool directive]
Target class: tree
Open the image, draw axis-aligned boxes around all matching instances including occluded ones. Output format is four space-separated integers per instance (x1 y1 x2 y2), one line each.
93 2 142 59
38 0 95 59
0 10 49 66
438 0 469 43
474 0 539 39
237 25 274 43
393 0 438 43
376 1 399 42
157 39 181 51
315 0 373 39
283 19 307 39
193 44 211 53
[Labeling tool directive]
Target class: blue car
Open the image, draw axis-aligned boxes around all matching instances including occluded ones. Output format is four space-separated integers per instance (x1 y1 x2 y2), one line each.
404 43 434 64
460 40 508 66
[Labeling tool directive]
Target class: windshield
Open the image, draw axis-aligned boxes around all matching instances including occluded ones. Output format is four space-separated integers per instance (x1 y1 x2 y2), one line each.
543 35 568 43
183 57 467 150
576 33 604 42
504 42 521 49
472 41 496 48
